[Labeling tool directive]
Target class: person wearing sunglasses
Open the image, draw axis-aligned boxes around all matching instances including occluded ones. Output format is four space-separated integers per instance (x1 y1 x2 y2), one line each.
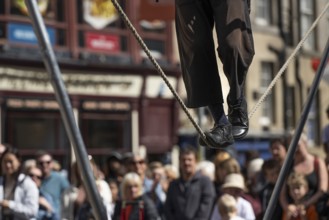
36 151 70 219
0 146 38 220
27 166 59 220
127 153 153 194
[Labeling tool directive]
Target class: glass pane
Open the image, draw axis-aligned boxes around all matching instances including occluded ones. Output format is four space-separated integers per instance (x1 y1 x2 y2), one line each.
82 118 131 150
14 118 56 149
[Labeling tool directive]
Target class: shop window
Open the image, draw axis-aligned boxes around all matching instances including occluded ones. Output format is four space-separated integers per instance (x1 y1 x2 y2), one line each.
80 112 131 151
5 110 70 150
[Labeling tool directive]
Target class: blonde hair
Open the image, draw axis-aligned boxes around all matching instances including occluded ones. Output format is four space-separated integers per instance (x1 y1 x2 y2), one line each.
287 172 308 189
164 164 179 180
218 194 238 217
120 172 143 200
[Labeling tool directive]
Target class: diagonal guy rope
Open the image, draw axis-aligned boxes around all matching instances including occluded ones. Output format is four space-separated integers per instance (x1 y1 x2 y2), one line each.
248 2 329 119
110 0 210 144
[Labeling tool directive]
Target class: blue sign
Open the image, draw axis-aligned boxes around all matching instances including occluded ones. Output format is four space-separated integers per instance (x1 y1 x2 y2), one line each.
8 23 56 45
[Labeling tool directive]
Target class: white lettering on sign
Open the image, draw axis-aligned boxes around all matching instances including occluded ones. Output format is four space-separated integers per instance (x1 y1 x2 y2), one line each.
90 39 115 50
14 29 36 41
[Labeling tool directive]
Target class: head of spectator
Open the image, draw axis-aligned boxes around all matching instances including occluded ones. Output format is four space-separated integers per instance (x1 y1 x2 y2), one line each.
217 194 239 220
287 172 309 204
262 158 281 185
179 146 198 181
221 173 246 199
104 152 122 179
163 164 178 193
122 152 133 173
164 164 179 182
244 150 260 170
108 178 119 203
246 158 264 194
121 172 143 201
52 160 61 172
270 136 288 165
27 166 43 188
127 152 148 180
216 157 241 185
196 160 215 181
149 161 165 183
1 146 22 179
22 159 37 174
36 151 54 178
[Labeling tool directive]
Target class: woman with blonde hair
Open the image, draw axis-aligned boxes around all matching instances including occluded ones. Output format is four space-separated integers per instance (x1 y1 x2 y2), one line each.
113 172 159 220
280 132 328 219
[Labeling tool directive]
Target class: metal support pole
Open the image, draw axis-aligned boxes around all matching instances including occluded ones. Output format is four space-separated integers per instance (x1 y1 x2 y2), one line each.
263 37 329 220
24 1 108 220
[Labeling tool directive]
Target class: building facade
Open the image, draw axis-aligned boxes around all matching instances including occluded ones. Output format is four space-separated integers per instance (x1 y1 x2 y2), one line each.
0 0 179 166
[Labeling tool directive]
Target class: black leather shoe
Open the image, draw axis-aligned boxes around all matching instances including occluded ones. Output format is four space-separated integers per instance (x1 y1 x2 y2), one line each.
228 98 249 140
199 124 234 149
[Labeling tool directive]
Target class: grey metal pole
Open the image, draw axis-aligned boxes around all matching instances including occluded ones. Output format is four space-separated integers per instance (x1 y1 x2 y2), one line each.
263 37 329 220
24 1 108 220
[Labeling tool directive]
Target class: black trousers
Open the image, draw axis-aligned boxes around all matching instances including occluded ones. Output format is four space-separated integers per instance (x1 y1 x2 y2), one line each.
175 0 255 108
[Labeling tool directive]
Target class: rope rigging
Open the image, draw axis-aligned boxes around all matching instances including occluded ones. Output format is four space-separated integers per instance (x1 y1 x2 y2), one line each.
111 0 329 143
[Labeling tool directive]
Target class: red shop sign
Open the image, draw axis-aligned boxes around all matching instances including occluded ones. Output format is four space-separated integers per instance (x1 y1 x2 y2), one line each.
85 32 120 53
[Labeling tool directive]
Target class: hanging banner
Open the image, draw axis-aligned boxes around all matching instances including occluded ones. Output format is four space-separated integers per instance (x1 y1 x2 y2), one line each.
13 0 49 16
83 0 118 30
139 0 174 21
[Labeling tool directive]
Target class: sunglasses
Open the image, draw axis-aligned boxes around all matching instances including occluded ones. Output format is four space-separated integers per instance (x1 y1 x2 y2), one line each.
29 174 42 180
38 160 51 166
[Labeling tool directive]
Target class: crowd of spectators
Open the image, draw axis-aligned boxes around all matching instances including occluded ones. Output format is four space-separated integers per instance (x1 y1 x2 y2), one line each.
0 130 329 220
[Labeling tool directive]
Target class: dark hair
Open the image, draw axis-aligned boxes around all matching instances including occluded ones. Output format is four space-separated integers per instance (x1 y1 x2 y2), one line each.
35 150 52 160
1 146 23 177
269 136 288 151
262 158 281 174
179 145 198 160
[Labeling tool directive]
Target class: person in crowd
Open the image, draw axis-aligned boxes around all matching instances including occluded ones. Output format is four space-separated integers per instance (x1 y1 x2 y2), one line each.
162 164 179 193
22 159 37 174
269 136 288 166
282 172 318 220
211 173 255 220
147 162 166 219
0 146 38 219
242 150 260 178
243 158 263 219
175 0 254 149
164 146 215 220
27 166 59 220
259 158 282 220
104 152 123 181
214 157 241 197
218 194 245 220
36 151 70 218
62 156 112 220
108 179 120 218
280 132 328 218
127 153 153 193
197 160 215 182
112 172 159 220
